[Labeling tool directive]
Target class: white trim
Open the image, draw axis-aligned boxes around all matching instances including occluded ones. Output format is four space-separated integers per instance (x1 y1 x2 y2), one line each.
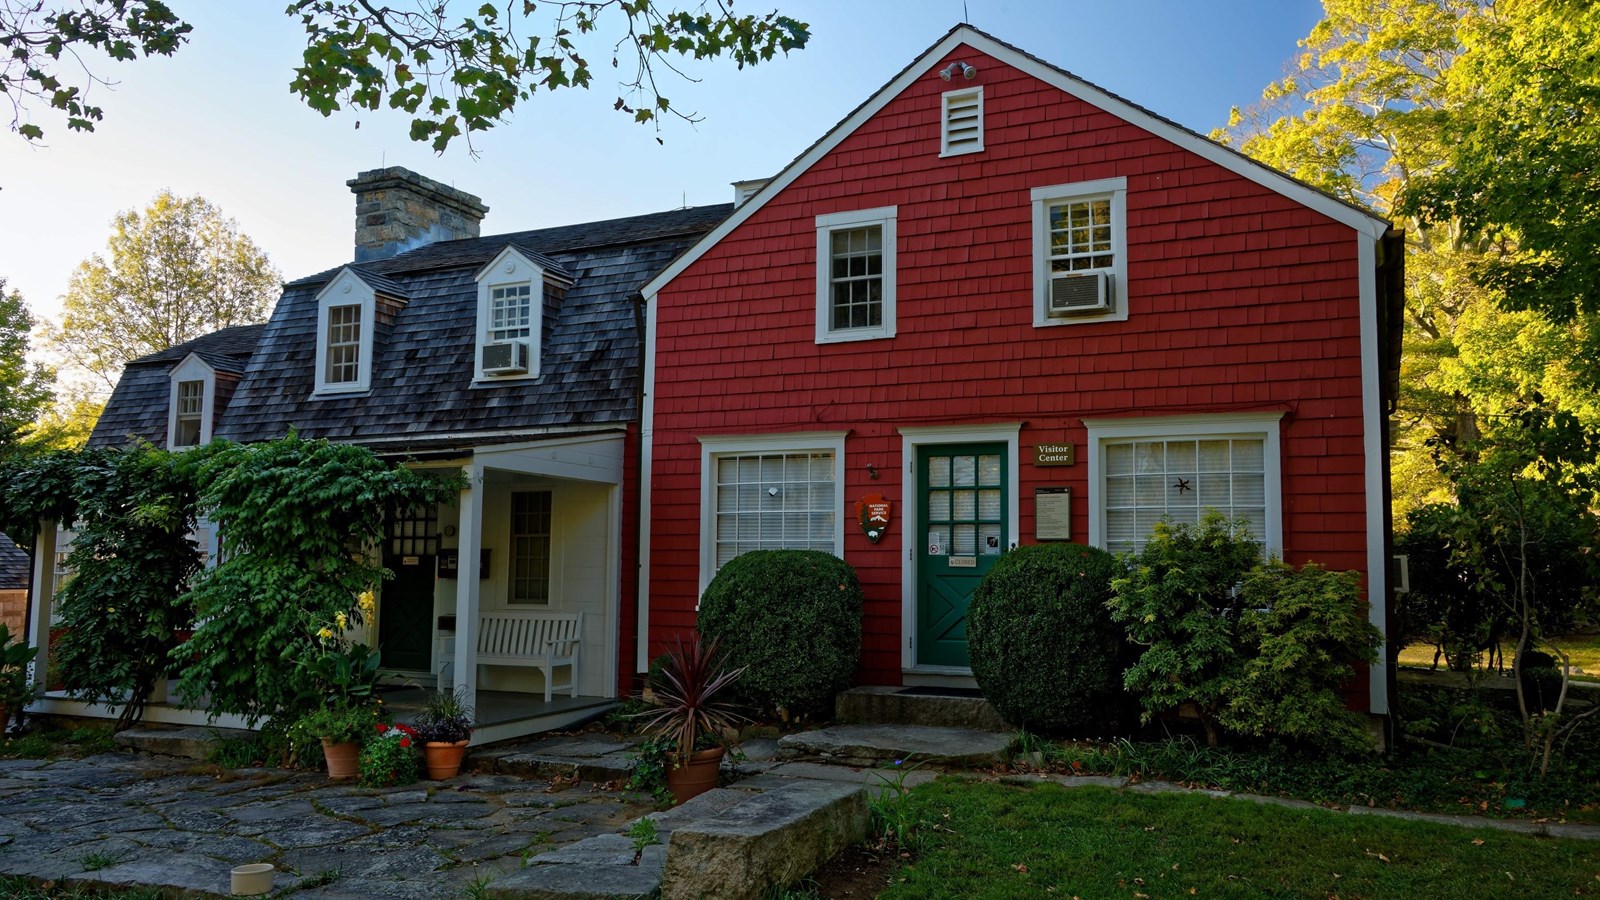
696 432 849 596
475 245 544 381
166 353 216 449
897 422 1022 673
940 86 984 157
1031 177 1128 326
313 268 376 395
1083 412 1285 558
1357 236 1390 715
816 206 897 344
604 481 622 699
638 295 658 674
640 25 1387 299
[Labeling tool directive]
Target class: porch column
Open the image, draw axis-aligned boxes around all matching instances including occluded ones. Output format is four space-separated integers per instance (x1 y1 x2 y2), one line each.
26 519 57 701
452 463 484 708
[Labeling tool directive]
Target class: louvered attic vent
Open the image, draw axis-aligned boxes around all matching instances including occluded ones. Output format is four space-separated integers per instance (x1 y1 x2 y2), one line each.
941 87 984 157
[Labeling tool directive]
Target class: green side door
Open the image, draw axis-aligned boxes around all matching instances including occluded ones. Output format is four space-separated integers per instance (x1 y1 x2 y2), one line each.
379 505 438 672
916 443 1008 668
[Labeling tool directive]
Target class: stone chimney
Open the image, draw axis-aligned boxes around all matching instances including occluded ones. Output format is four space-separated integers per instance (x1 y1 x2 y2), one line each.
348 167 489 262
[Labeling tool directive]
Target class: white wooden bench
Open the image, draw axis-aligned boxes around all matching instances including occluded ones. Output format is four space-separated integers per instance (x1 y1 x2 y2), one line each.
476 611 584 702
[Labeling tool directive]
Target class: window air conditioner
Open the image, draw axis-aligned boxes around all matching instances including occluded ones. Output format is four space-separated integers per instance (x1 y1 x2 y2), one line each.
1048 270 1113 316
482 340 530 375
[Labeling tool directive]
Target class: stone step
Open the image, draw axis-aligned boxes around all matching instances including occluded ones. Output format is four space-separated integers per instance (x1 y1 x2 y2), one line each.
485 833 666 899
113 725 254 761
472 733 638 783
777 723 1013 768
835 685 1010 731
662 779 870 900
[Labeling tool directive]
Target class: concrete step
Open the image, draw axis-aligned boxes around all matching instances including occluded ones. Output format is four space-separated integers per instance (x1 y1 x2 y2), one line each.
113 725 253 761
835 685 1010 731
777 723 1013 768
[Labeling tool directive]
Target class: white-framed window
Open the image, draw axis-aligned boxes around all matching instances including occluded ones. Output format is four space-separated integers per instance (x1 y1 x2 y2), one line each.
313 268 376 395
1085 413 1283 557
940 86 983 156
475 246 546 380
815 207 897 344
509 490 552 604
166 353 216 449
1031 177 1128 326
698 432 847 591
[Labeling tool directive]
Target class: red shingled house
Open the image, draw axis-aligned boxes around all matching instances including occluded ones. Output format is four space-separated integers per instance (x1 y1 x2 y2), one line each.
636 26 1404 717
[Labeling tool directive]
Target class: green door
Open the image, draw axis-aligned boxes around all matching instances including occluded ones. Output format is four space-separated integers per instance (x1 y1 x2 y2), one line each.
379 504 438 671
917 444 1008 668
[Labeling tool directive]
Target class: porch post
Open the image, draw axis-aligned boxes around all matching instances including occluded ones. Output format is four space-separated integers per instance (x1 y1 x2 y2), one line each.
452 463 484 708
26 519 57 700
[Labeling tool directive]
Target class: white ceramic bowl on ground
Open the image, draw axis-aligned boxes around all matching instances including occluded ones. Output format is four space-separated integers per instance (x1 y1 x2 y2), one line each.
230 863 275 896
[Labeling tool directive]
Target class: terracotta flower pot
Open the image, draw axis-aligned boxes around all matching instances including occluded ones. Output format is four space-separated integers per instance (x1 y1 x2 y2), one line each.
665 746 725 804
321 739 360 780
423 740 470 780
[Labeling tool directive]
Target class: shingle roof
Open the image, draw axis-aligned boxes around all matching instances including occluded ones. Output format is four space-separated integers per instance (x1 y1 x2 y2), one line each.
88 324 267 449
0 532 30 591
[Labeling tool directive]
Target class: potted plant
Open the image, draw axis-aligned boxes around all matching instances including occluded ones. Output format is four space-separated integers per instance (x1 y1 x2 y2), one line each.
635 636 747 804
289 704 377 778
0 623 41 734
359 722 419 787
412 687 475 779
293 623 383 779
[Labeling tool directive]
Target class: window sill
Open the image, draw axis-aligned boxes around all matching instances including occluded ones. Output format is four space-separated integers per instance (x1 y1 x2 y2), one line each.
816 328 894 345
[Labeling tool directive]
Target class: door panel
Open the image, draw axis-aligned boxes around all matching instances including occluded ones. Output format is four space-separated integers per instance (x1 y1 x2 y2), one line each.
380 504 438 671
917 443 1007 668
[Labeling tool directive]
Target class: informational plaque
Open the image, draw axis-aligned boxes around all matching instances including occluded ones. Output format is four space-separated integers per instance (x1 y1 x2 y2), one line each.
1035 487 1072 541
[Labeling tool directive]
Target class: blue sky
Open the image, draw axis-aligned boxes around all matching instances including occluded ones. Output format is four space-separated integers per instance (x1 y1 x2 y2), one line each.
1 1 1323 324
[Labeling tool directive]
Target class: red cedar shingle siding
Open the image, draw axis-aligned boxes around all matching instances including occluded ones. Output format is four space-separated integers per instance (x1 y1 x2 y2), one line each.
649 46 1371 701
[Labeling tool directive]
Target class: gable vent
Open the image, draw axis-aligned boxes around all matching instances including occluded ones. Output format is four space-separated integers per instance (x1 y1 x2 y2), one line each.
941 87 984 157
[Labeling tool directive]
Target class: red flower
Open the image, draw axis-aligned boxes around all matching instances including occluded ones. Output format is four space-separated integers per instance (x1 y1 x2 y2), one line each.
396 723 418 737
399 737 411 748
375 723 389 733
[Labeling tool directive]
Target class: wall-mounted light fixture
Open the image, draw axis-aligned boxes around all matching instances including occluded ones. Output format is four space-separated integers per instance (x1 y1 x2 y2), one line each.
866 463 879 480
939 61 977 81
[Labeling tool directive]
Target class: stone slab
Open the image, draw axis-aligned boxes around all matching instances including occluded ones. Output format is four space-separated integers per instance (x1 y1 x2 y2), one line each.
113 725 253 761
835 685 1011 732
777 723 1012 768
486 859 664 899
999 773 1130 790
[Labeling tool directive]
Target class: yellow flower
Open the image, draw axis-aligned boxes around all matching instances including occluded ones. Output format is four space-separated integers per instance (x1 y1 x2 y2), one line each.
358 591 377 617
317 627 334 640
335 611 348 631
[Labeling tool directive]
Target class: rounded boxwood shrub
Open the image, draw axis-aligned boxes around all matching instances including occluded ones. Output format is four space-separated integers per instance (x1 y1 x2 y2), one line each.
968 543 1125 733
698 550 863 720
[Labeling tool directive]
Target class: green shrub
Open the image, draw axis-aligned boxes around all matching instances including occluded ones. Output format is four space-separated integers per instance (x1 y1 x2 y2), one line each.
697 550 862 720
968 543 1124 733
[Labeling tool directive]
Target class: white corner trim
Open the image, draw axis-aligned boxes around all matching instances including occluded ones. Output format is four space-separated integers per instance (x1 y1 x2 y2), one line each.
313 267 376 395
475 245 545 381
1357 235 1390 715
815 206 898 345
639 25 1387 300
897 422 1022 672
1083 412 1286 559
166 353 216 450
637 293 658 674
1031 177 1129 327
696 432 848 597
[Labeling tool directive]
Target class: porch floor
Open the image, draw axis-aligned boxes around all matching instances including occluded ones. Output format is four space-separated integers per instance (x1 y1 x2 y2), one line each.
380 688 614 742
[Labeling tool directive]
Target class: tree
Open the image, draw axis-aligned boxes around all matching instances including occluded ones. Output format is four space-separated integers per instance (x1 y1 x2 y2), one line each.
0 278 54 451
50 190 279 389
5 2 808 151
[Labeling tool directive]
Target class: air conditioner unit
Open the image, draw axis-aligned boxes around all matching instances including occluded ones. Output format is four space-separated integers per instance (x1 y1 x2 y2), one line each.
1048 271 1113 316
482 340 530 375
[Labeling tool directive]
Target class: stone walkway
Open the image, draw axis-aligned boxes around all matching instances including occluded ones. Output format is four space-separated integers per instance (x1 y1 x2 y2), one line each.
0 751 654 897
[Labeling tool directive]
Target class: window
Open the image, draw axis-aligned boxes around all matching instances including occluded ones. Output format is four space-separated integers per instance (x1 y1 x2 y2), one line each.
475 246 548 380
325 304 362 385
313 269 376 394
510 491 552 604
940 87 983 156
1031 177 1128 326
698 433 847 588
815 207 897 343
1086 413 1283 557
173 380 203 447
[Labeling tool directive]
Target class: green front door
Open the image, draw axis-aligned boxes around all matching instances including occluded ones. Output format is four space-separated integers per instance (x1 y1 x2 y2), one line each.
917 444 1008 668
379 504 437 671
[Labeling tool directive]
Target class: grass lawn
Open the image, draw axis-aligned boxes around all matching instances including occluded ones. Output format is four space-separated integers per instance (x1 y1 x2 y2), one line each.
883 780 1600 899
1398 634 1600 679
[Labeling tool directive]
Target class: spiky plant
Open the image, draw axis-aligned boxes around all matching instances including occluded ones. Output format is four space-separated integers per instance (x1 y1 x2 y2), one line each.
635 636 748 761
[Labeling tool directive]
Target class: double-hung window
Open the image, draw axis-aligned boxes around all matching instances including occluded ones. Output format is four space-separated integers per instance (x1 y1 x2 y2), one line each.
489 284 533 341
510 491 552 604
816 207 897 343
1031 177 1128 326
1086 413 1283 557
173 380 204 447
313 268 376 394
475 246 545 379
699 433 847 589
325 304 363 386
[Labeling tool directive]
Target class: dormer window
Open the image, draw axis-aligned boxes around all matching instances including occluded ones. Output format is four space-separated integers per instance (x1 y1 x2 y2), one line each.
167 354 216 449
476 246 550 380
314 269 378 394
